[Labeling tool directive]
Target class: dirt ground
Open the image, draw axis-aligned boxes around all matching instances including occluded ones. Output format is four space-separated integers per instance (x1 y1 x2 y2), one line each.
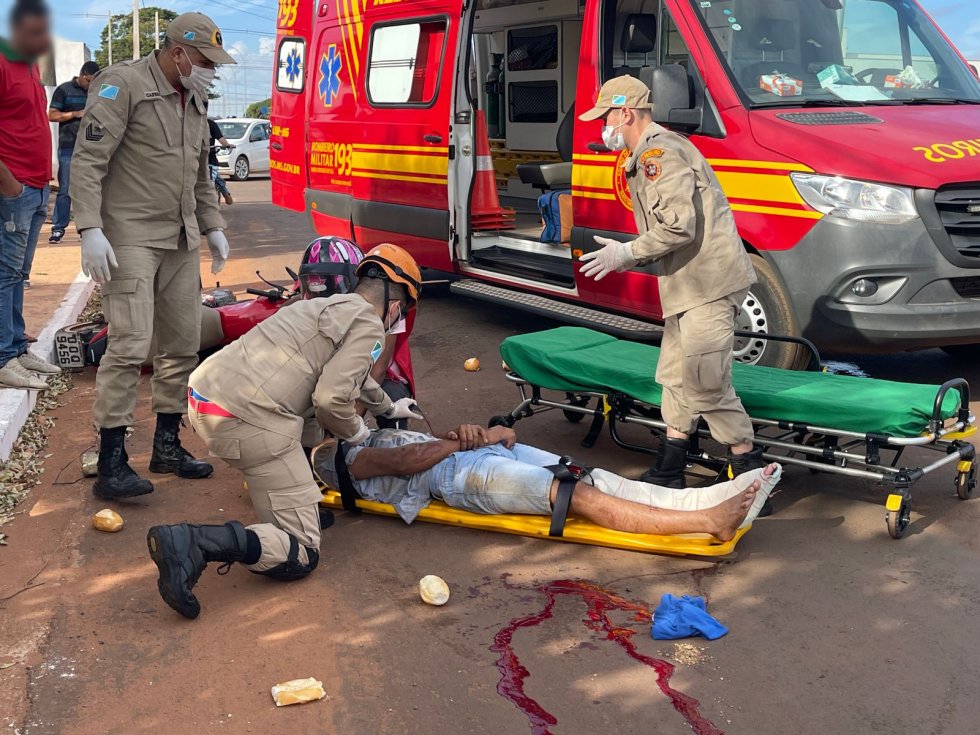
2 180 980 735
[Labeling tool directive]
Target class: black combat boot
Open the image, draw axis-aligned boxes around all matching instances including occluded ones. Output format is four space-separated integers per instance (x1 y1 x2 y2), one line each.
728 447 773 517
92 426 154 499
149 413 213 479
146 521 251 619
639 437 690 489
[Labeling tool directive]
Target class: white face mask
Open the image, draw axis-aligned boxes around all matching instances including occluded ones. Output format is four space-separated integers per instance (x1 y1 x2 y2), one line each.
176 46 216 95
385 304 405 335
601 110 627 151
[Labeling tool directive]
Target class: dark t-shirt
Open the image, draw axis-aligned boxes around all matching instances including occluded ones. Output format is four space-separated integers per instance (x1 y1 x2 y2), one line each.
207 118 222 166
50 78 89 151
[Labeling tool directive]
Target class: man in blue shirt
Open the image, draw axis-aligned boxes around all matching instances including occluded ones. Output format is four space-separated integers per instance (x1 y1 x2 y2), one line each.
47 60 98 243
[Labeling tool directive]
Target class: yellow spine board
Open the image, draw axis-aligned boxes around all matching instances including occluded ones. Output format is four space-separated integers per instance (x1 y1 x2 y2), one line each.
319 489 749 557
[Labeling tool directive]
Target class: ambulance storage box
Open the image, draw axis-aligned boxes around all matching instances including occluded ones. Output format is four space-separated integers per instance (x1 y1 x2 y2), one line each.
817 64 859 88
759 73 803 96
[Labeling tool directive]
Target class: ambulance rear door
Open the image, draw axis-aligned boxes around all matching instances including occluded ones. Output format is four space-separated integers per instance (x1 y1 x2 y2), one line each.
348 0 462 271
270 0 313 212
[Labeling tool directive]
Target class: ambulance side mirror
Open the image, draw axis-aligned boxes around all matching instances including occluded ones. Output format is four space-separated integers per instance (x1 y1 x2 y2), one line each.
649 65 698 130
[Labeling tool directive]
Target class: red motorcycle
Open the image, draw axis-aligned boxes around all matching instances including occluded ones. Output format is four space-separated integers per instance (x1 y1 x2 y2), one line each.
54 269 301 370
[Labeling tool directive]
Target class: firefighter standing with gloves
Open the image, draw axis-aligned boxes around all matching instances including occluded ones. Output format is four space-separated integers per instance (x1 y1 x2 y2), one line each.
70 13 235 500
578 76 766 496
146 245 425 619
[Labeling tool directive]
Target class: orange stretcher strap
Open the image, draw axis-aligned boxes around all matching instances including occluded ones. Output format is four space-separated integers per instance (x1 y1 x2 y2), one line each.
187 388 236 419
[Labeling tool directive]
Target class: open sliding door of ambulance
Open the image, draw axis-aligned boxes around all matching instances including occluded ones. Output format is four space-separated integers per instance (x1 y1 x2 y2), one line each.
306 0 461 269
270 0 313 212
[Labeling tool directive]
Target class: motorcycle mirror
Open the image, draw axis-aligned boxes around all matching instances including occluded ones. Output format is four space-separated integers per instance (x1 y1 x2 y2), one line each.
255 270 286 293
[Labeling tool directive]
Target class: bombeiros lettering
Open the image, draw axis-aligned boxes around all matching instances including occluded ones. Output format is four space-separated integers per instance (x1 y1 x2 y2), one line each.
913 138 980 163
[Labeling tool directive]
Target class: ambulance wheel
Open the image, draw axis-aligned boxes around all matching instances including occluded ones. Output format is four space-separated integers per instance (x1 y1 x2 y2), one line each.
886 496 912 539
232 156 250 181
955 464 976 500
736 255 806 371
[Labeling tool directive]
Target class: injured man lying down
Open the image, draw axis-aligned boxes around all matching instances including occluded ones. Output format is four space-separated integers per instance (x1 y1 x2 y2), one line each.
315 424 781 541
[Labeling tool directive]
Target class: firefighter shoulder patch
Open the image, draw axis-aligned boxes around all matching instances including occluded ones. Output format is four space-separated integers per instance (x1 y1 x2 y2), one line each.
98 83 119 100
85 122 105 142
640 149 662 181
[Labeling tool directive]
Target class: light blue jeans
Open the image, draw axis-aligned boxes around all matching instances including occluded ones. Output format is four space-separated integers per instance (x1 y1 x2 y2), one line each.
0 184 48 365
431 443 560 516
209 165 230 196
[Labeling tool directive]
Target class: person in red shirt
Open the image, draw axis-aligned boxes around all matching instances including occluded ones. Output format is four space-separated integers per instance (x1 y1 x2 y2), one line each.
0 0 60 390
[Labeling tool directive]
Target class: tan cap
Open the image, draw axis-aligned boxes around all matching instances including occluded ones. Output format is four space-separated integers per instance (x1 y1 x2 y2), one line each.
166 12 236 65
578 75 652 121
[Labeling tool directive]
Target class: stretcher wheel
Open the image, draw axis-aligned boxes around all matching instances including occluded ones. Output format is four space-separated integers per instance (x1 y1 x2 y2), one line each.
563 410 585 423
489 415 514 428
886 495 912 539
955 463 976 500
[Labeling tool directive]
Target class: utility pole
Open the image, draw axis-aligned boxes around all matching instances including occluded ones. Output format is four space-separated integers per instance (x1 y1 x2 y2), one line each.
107 11 113 66
132 0 139 60
154 11 159 50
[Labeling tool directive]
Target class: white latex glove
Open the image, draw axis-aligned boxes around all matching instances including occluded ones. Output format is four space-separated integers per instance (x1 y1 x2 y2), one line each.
80 228 118 284
206 229 229 274
579 236 638 281
384 397 424 421
346 422 371 446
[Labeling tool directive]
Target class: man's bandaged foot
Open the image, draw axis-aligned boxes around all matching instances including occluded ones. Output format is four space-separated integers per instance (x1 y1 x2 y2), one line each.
589 463 782 527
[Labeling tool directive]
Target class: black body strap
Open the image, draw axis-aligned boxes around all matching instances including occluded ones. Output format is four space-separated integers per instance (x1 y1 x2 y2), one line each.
334 441 361 513
546 457 590 537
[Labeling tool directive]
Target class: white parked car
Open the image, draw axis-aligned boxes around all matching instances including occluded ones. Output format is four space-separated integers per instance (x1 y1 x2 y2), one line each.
215 118 271 181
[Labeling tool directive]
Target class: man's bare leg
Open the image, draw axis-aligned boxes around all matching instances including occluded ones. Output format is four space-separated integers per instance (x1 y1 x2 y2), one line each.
554 480 759 542
589 464 781 528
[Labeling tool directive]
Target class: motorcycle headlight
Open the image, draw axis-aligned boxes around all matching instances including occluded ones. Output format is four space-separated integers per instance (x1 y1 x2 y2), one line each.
790 173 918 224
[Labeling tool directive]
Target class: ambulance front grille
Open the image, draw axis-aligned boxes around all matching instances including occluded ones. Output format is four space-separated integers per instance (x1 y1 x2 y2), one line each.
935 185 980 259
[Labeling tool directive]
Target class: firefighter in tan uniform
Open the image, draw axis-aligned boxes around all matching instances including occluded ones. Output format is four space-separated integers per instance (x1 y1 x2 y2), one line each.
579 76 766 492
146 245 424 619
70 13 234 501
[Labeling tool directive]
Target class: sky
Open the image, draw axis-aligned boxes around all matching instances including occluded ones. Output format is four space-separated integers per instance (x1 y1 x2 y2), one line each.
41 0 980 118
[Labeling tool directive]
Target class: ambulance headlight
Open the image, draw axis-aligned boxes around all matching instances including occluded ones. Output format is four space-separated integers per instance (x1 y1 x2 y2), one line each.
790 174 919 224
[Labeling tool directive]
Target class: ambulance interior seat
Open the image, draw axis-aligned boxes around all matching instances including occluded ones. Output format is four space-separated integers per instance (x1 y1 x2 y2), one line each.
735 18 810 89
516 105 574 191
613 14 657 78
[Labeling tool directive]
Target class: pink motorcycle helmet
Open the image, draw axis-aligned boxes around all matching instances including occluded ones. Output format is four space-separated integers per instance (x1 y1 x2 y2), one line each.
298 237 364 299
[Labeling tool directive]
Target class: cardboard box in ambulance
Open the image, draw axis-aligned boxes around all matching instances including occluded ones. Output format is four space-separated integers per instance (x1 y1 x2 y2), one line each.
270 0 980 368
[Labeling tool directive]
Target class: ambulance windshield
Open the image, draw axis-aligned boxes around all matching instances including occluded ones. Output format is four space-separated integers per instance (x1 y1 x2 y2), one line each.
691 0 980 106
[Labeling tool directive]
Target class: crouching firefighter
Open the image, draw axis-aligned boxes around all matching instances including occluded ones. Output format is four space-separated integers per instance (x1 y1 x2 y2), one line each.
146 244 424 619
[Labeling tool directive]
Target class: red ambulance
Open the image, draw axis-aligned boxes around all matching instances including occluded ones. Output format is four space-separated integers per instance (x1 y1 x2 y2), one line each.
270 0 980 368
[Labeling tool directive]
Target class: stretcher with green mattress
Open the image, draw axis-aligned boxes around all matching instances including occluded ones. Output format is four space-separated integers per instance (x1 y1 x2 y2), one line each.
493 327 977 539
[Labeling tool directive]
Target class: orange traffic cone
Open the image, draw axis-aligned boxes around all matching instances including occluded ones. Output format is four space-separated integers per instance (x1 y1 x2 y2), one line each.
471 110 515 231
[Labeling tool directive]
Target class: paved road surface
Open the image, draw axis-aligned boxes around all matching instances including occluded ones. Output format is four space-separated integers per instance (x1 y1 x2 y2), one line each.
2 178 979 735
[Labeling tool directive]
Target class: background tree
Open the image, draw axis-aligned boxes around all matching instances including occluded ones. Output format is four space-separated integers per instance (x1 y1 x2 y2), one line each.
94 8 176 68
95 8 220 99
245 98 272 118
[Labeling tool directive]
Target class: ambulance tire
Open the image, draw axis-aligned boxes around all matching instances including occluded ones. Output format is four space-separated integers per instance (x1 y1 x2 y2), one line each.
739 254 806 371
232 156 250 181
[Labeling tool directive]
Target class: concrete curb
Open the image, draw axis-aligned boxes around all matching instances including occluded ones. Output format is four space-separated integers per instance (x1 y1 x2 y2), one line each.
0 272 95 461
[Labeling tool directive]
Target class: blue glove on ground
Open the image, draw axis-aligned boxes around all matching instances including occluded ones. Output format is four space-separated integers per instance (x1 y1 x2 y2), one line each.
651 593 728 641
